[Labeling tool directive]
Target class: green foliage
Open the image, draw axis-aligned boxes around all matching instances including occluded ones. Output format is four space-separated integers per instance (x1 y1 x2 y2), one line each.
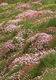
41 0 55 5
0 60 8 76
28 48 35 54
0 0 20 3
13 38 18 44
3 64 22 80
23 42 31 53
28 53 56 79
0 30 18 43
37 17 56 31
48 35 56 49
40 53 56 68
23 33 29 39
40 70 56 80
28 65 44 79
41 0 48 5
0 60 7 67
47 18 56 27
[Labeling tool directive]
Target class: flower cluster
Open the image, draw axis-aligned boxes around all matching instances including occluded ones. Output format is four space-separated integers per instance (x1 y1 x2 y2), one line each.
16 10 54 20
34 16 51 25
5 24 21 33
42 27 56 34
0 23 3 27
26 33 52 51
15 3 32 10
8 70 24 80
0 23 4 33
8 19 23 24
2 2 20 10
3 41 15 50
36 33 52 50
13 31 25 49
9 52 39 68
0 2 8 7
32 1 42 5
0 40 16 59
3 50 56 80
16 10 37 19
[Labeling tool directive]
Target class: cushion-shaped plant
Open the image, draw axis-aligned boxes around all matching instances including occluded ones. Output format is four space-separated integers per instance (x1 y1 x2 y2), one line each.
42 26 56 35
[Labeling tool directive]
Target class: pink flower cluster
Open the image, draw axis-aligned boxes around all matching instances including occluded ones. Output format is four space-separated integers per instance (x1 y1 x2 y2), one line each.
32 1 42 5
43 27 56 34
15 3 32 10
26 33 52 50
36 33 52 50
0 23 3 27
5 24 21 32
1 40 15 53
16 10 54 20
34 16 52 25
9 53 39 68
14 31 25 49
3 41 15 50
0 2 8 7
0 23 4 33
8 19 23 24
0 40 15 59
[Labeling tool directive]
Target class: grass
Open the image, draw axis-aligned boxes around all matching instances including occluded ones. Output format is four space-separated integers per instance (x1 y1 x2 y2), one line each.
23 33 29 39
0 60 8 76
41 0 55 5
36 17 56 31
0 0 20 4
48 35 56 49
0 30 18 43
20 16 56 33
2 64 22 80
0 60 7 69
40 69 56 80
23 42 31 53
27 52 56 79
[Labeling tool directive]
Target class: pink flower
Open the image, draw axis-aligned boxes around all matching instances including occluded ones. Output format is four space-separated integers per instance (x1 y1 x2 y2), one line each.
26 33 52 50
5 24 21 32
15 3 32 10
0 2 8 7
32 1 42 5
1 40 15 52
0 23 3 27
0 40 16 59
16 10 54 20
8 19 23 24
